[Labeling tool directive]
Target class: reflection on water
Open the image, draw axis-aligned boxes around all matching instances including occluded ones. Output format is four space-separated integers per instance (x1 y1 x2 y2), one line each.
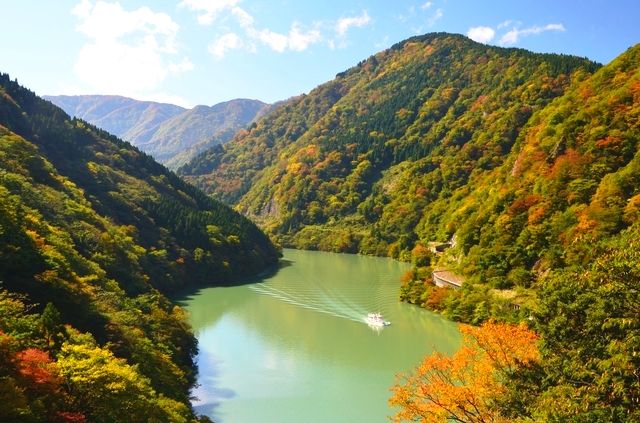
178 249 460 423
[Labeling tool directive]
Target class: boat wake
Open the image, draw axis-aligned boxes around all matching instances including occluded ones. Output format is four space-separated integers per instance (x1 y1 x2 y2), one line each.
248 278 393 326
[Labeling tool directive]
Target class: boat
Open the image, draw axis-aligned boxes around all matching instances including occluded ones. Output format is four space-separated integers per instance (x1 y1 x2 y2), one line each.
365 312 391 327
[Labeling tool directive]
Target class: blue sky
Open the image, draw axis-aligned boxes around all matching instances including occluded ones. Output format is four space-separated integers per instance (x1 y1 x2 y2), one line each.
1 0 638 107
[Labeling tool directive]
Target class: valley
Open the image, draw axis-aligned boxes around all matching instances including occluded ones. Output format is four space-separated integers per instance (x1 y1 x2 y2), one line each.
1 3 638 420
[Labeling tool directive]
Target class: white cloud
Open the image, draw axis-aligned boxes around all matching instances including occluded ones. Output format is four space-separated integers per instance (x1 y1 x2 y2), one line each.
467 26 495 43
288 24 322 52
231 6 254 28
252 24 321 53
256 29 288 52
336 11 371 36
180 2 356 57
427 8 443 27
209 32 243 58
497 19 514 29
169 58 195 73
179 0 240 25
71 1 191 98
499 23 566 46
421 1 433 10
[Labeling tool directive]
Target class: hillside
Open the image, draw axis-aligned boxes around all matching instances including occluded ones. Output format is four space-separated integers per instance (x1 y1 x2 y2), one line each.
179 33 599 259
178 34 640 420
43 94 186 143
143 99 268 168
46 95 268 169
0 73 278 421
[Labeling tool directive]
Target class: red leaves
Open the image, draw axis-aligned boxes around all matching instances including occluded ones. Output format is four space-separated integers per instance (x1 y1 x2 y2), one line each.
55 411 87 423
16 348 61 388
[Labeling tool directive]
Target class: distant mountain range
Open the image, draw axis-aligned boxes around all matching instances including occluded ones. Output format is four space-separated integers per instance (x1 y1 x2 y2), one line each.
44 94 269 169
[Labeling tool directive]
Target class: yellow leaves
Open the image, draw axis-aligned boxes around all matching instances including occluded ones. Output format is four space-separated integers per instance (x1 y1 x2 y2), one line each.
286 161 303 175
24 229 45 249
390 321 539 422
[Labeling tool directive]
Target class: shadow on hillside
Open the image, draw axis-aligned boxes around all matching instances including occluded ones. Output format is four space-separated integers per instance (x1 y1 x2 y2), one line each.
172 258 293 305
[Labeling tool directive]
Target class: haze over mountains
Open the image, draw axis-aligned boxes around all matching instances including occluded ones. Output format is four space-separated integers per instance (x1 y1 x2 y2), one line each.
45 94 269 169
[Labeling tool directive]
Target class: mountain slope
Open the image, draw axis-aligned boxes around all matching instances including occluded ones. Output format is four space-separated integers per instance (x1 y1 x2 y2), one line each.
46 94 268 169
180 33 599 257
0 73 278 420
43 94 186 143
178 32 640 421
143 99 268 167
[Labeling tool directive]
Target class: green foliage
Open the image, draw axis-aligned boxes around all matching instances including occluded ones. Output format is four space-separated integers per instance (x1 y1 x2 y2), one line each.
495 224 640 421
0 73 277 420
181 37 640 419
0 72 279 295
179 33 600 270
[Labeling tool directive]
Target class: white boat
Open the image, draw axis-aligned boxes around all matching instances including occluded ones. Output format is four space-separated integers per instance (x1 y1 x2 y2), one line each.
365 312 391 327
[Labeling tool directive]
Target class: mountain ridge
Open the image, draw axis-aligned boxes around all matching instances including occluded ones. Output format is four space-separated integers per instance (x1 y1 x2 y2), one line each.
179 33 601 261
45 94 269 169
0 72 278 421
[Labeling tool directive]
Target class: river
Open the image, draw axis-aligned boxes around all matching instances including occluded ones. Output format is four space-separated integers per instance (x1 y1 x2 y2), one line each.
177 249 460 422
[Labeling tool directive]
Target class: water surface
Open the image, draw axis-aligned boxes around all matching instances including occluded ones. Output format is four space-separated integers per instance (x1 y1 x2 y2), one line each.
178 249 460 422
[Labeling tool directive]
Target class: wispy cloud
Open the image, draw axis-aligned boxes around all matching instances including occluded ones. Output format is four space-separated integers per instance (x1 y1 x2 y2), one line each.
336 11 371 36
180 2 369 57
288 24 322 51
71 0 191 101
497 19 515 29
427 8 443 27
209 32 243 58
467 26 495 43
421 1 433 10
499 23 566 46
178 0 240 25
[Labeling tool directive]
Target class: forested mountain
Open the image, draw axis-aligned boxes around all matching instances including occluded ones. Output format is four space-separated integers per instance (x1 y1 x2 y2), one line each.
179 33 599 256
0 74 278 421
46 95 268 169
181 33 640 420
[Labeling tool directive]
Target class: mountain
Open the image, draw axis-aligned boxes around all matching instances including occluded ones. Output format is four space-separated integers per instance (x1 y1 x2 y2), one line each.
179 33 600 258
45 94 268 169
0 73 278 421
42 94 186 143
178 33 640 420
142 99 269 168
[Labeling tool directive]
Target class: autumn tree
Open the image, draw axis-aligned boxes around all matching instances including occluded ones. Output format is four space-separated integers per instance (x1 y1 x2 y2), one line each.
390 321 539 422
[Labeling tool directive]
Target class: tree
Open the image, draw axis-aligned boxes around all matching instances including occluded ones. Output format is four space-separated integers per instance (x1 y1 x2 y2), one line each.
390 321 539 422
56 342 190 423
41 302 66 350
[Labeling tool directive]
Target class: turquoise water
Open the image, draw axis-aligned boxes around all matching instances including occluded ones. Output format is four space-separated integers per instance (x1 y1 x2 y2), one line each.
177 249 460 422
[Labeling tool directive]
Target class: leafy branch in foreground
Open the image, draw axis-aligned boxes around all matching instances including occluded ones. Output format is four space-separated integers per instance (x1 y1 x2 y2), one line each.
390 321 539 422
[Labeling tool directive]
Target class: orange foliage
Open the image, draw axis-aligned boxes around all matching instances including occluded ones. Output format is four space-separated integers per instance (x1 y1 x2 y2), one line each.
400 270 414 285
390 321 539 422
507 194 540 216
549 148 588 180
425 287 450 311
595 135 623 150
16 348 61 388
527 203 548 225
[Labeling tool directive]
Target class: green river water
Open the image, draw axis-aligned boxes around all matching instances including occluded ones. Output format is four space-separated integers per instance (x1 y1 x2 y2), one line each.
177 249 460 422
